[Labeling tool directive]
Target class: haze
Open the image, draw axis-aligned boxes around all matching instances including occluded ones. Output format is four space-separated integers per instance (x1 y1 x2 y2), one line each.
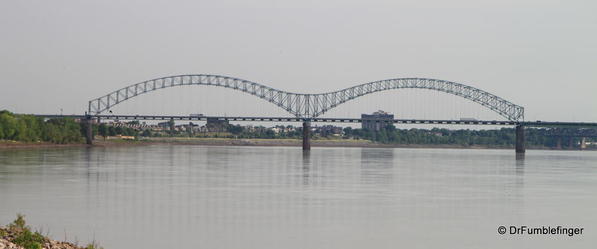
1 0 596 122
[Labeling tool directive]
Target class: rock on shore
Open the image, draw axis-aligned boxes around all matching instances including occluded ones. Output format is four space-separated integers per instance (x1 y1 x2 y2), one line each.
0 229 87 249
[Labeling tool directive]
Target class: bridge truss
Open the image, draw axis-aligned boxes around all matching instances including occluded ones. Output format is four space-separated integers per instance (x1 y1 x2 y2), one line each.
88 74 525 121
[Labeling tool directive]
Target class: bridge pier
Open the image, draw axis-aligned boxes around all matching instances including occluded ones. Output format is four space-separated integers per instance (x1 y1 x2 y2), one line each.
169 118 175 136
515 124 525 153
85 115 93 145
302 120 311 150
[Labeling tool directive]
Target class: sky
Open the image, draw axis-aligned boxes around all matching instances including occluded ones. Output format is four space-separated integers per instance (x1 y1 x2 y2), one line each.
1 0 596 122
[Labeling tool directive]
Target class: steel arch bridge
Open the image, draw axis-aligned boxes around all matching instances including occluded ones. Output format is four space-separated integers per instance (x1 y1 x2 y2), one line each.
88 74 525 121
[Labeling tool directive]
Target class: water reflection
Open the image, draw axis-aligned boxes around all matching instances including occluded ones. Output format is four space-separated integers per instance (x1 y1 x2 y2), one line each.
515 153 525 175
1 147 596 249
302 150 310 185
360 148 394 186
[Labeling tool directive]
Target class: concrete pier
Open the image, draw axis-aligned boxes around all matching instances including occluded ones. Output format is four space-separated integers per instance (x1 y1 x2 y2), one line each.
515 124 525 153
302 120 311 150
85 115 93 145
169 118 175 136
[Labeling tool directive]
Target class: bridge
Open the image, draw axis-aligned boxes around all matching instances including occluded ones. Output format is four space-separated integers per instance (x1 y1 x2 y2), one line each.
34 74 597 153
87 75 525 121
42 114 521 125
39 114 597 128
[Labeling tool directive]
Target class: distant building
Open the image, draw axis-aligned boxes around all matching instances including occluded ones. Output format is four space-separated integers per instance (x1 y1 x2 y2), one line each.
361 110 394 131
206 117 229 132
157 121 172 129
316 125 343 137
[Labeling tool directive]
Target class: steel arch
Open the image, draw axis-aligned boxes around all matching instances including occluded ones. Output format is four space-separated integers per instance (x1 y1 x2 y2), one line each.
88 74 524 121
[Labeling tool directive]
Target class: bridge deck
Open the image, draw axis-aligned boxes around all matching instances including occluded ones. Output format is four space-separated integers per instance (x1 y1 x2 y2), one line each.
29 114 597 127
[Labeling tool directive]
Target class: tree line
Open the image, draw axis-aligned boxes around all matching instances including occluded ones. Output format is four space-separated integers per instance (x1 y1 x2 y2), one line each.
0 111 141 144
151 122 589 148
342 125 588 148
0 110 83 144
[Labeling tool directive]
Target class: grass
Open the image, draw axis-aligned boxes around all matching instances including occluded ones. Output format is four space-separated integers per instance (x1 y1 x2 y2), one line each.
85 242 104 249
13 229 45 249
7 214 45 249
1 214 104 249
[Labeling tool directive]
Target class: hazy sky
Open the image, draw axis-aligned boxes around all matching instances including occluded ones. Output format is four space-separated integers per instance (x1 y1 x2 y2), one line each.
1 0 596 122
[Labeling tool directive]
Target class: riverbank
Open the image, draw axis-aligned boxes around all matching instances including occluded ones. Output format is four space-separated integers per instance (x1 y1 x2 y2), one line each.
0 141 88 150
95 137 591 150
2 138 593 151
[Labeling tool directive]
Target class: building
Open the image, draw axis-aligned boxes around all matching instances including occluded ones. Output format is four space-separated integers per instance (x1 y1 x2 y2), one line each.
206 117 229 132
361 110 394 131
157 121 173 130
315 125 343 137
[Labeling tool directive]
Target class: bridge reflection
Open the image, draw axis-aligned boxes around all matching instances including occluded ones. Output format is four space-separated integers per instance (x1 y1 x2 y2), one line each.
0 146 536 248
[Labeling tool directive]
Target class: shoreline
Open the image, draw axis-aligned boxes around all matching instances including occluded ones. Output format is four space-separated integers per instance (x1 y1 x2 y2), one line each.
0 214 94 249
2 138 593 151
0 141 89 150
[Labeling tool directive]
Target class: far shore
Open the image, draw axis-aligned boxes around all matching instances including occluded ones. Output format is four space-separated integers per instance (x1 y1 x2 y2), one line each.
1 137 593 151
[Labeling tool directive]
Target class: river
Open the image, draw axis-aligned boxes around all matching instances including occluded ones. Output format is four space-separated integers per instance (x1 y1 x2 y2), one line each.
0 145 595 248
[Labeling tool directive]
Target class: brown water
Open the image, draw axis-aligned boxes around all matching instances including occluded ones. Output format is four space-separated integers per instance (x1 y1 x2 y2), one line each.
0 145 595 248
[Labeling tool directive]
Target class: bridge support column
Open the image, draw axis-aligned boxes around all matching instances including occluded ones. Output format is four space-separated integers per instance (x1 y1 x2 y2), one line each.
515 124 525 154
302 120 311 151
85 115 93 145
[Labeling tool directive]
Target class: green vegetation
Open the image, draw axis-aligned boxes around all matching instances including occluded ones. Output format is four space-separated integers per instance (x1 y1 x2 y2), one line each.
97 123 138 139
140 121 591 148
85 242 104 249
343 125 519 146
6 214 45 249
1 214 102 249
0 110 83 144
13 229 45 249
225 125 299 139
343 125 585 148
0 110 139 144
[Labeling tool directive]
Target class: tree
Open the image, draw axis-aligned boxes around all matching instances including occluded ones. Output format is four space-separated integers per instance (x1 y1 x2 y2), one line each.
384 124 396 132
0 111 19 140
141 129 152 137
227 125 243 135
98 123 108 139
115 126 124 135
343 127 353 137
108 126 116 136
265 129 275 138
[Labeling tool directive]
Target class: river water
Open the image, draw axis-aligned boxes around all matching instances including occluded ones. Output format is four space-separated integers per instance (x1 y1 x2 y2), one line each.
0 145 595 248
